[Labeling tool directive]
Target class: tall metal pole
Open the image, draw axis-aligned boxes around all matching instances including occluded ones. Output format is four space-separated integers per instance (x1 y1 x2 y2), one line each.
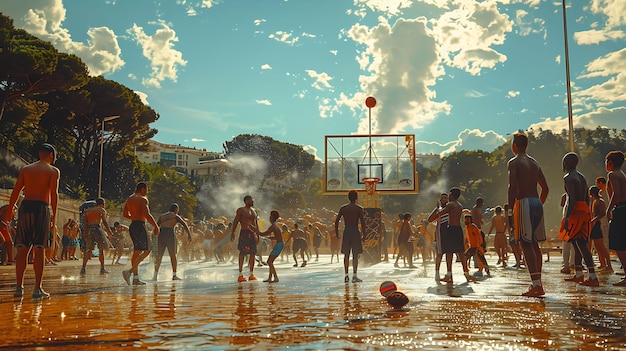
562 0 575 152
98 115 120 198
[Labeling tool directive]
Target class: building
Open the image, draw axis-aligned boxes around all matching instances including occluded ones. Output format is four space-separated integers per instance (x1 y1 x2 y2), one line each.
134 140 222 176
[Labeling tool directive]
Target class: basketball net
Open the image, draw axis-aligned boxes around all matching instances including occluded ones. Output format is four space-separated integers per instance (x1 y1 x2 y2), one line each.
362 177 380 208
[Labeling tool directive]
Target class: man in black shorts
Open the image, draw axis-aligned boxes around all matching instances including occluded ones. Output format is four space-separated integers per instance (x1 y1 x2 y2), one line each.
5 143 59 298
122 182 159 285
154 203 192 281
290 223 308 267
334 190 366 283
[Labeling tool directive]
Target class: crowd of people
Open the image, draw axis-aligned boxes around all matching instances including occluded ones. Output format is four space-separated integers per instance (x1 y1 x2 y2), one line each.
2 135 626 299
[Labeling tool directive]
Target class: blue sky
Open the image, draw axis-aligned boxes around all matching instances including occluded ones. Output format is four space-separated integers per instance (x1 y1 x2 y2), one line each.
2 0 625 161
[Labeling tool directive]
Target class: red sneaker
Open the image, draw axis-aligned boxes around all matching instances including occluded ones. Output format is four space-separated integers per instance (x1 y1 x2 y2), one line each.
521 285 545 297
237 275 247 282
564 275 585 283
579 278 599 287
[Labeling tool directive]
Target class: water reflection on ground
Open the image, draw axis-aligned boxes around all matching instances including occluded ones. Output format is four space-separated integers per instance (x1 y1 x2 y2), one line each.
0 256 625 350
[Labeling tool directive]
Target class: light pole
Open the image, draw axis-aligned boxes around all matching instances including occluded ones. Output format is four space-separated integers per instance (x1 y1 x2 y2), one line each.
561 0 575 152
98 115 120 198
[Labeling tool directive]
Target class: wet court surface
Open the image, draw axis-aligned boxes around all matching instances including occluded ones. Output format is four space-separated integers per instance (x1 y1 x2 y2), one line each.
0 255 625 350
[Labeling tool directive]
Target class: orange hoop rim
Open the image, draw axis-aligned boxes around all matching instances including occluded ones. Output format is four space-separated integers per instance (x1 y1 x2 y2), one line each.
362 177 380 183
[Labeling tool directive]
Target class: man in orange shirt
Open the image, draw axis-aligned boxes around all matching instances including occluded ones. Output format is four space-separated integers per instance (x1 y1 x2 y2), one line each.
464 215 490 277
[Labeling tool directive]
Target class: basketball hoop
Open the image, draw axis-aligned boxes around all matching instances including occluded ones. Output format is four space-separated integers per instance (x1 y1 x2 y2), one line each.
362 177 380 196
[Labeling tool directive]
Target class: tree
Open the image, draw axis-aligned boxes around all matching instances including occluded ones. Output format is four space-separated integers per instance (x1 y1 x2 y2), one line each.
143 164 197 220
0 14 88 123
223 134 316 191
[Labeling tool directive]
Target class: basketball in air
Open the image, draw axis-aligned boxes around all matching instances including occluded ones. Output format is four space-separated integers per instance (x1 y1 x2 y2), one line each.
379 281 398 297
386 291 409 310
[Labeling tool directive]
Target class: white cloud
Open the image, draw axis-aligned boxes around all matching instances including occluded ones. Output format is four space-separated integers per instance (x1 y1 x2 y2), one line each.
590 0 626 28
555 55 561 64
302 32 317 38
305 70 334 91
528 106 626 133
302 145 323 162
466 90 487 98
440 129 507 156
515 9 546 37
261 64 272 70
416 129 506 156
187 7 198 16
191 138 207 142
330 50 338 56
507 91 520 98
201 0 217 9
330 17 450 133
575 47 626 107
268 31 299 45
254 19 266 26
352 0 421 17
256 99 272 106
127 21 187 88
574 29 625 45
3 0 125 76
134 90 149 105
432 0 513 76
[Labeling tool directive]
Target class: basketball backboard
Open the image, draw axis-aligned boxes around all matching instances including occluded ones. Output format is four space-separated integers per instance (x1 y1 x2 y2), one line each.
323 134 418 194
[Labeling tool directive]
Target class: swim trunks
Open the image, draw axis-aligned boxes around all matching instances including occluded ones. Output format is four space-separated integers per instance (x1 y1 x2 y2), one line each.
238 228 257 255
442 225 464 253
129 221 149 251
341 226 363 255
313 233 322 248
15 200 51 248
590 222 603 240
62 235 70 247
494 232 507 250
157 227 177 257
270 241 285 256
292 237 308 253
609 202 626 251
513 198 546 243
434 213 449 255
85 224 112 251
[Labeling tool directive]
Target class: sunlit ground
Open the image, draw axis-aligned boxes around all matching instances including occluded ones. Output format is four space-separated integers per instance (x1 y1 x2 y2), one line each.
1 253 625 350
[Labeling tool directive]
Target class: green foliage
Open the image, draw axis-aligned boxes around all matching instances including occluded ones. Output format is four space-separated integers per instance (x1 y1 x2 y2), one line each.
224 134 316 186
0 175 16 189
273 189 307 211
142 164 197 220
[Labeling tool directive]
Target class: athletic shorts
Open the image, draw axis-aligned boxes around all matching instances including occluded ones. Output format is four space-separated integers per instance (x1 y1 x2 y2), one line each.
292 237 308 253
158 227 177 256
85 225 112 251
313 235 322 248
270 241 285 256
129 221 149 251
609 202 626 251
494 233 507 249
62 235 70 246
15 200 51 248
441 225 464 253
341 226 363 255
590 222 603 240
238 229 257 255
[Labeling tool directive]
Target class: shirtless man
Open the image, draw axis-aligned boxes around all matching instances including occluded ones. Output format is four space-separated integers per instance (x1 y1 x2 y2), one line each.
287 222 308 267
427 193 450 282
81 198 114 275
4 143 59 298
605 151 626 286
110 222 128 265
154 203 192 281
122 182 159 286
561 153 598 286
334 190 366 283
507 133 549 297
488 206 508 268
254 210 284 282
231 195 259 282
436 188 476 283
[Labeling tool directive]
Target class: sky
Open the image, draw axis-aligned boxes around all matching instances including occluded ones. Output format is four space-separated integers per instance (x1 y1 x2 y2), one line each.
1 0 625 162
